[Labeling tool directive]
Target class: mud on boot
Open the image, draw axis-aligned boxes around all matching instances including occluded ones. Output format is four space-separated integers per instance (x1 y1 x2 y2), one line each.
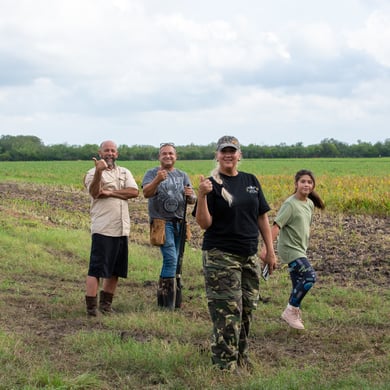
157 277 164 307
85 295 98 317
99 290 114 314
160 278 176 311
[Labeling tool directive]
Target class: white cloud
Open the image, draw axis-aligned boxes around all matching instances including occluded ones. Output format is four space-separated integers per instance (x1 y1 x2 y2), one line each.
287 22 341 59
0 0 389 146
348 10 390 67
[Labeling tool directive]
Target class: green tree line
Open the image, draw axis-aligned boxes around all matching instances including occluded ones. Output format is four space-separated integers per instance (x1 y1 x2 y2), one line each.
0 134 389 161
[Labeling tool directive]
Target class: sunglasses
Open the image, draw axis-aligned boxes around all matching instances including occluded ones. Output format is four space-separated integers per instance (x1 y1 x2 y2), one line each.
159 142 176 149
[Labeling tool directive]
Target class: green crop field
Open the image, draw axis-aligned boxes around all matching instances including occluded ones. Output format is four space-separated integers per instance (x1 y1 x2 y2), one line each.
1 158 389 215
1 157 389 185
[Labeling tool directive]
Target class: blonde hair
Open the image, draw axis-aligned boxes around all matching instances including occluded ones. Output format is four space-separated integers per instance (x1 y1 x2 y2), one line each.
211 165 233 207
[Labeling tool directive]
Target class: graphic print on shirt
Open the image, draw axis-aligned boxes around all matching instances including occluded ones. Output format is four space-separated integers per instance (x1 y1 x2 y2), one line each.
158 175 183 213
246 185 259 194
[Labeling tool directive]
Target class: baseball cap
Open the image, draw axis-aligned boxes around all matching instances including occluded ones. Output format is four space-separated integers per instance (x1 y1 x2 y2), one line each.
216 135 240 151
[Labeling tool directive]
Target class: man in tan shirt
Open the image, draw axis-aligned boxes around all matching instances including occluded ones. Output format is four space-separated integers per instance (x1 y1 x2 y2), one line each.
84 140 139 316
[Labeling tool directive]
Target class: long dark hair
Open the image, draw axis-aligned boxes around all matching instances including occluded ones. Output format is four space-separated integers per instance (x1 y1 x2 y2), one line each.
294 169 325 210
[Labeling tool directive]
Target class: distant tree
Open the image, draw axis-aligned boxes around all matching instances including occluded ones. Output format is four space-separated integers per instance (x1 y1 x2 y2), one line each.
0 134 389 160
78 144 99 160
119 145 156 160
45 144 76 160
320 139 341 157
374 139 390 157
0 135 44 160
351 141 379 157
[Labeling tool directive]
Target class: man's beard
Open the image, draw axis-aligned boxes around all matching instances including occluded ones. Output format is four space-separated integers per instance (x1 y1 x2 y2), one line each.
104 157 116 168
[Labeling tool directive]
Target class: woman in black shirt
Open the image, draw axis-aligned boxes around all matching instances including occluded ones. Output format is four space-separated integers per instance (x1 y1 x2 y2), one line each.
195 135 276 372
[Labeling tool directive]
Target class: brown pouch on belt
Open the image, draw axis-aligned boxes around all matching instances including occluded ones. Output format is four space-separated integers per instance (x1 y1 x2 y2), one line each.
150 219 166 246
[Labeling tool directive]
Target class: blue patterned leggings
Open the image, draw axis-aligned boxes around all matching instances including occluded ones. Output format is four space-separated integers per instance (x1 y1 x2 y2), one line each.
287 257 316 307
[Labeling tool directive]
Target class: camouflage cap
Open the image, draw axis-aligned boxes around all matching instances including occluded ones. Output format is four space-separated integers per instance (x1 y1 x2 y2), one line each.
216 135 240 151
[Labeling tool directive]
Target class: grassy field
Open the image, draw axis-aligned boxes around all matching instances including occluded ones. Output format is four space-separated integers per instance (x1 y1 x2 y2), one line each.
0 159 389 389
2 157 390 184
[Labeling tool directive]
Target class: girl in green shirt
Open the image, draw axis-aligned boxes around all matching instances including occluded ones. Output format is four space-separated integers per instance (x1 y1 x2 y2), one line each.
265 169 325 329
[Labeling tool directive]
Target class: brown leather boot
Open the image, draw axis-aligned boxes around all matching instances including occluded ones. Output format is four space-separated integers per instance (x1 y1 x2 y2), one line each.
99 290 114 314
85 295 98 316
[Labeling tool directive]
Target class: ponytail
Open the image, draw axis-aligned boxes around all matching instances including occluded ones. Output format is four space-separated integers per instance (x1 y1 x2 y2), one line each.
211 166 233 207
309 190 325 210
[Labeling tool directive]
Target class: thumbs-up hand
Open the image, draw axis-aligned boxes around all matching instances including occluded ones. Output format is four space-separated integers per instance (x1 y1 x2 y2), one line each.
156 168 168 183
92 157 108 172
198 175 213 197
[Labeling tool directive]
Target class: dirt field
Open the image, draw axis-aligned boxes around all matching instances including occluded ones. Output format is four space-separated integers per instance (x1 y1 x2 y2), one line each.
2 182 388 286
0 182 389 384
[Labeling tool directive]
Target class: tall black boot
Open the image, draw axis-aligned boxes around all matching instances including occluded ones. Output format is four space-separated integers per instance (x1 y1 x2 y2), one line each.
162 278 176 311
175 276 182 309
157 277 164 307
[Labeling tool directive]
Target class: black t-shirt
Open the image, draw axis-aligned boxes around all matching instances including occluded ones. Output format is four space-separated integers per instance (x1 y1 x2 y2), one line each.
201 171 270 257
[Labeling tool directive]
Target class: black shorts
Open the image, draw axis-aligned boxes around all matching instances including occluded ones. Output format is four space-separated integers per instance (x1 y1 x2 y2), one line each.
88 233 128 278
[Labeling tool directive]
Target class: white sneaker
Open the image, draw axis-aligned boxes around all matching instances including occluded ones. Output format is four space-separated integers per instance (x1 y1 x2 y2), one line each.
281 304 305 329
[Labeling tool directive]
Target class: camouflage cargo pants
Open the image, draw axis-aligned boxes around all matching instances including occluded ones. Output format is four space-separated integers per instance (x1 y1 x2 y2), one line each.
202 248 261 370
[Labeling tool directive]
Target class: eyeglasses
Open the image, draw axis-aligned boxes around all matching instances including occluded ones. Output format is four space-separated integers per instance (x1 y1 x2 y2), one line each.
159 142 176 149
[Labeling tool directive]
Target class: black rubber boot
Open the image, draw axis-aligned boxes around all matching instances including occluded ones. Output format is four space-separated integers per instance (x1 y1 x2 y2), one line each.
85 295 98 317
162 278 176 311
175 276 182 309
99 290 114 314
157 277 164 307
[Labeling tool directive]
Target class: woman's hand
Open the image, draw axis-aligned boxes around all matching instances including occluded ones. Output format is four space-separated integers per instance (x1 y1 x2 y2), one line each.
198 175 213 197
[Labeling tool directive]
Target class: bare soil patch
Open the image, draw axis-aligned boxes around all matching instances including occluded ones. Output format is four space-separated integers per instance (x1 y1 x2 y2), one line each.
5 182 386 283
0 182 389 379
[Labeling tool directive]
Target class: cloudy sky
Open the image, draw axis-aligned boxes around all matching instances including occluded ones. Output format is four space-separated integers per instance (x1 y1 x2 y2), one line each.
1 0 389 147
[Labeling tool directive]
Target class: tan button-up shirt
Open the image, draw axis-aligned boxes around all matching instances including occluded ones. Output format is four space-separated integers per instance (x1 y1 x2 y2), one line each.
84 166 138 237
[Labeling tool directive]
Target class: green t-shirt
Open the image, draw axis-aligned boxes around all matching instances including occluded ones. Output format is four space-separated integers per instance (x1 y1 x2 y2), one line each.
274 195 314 264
